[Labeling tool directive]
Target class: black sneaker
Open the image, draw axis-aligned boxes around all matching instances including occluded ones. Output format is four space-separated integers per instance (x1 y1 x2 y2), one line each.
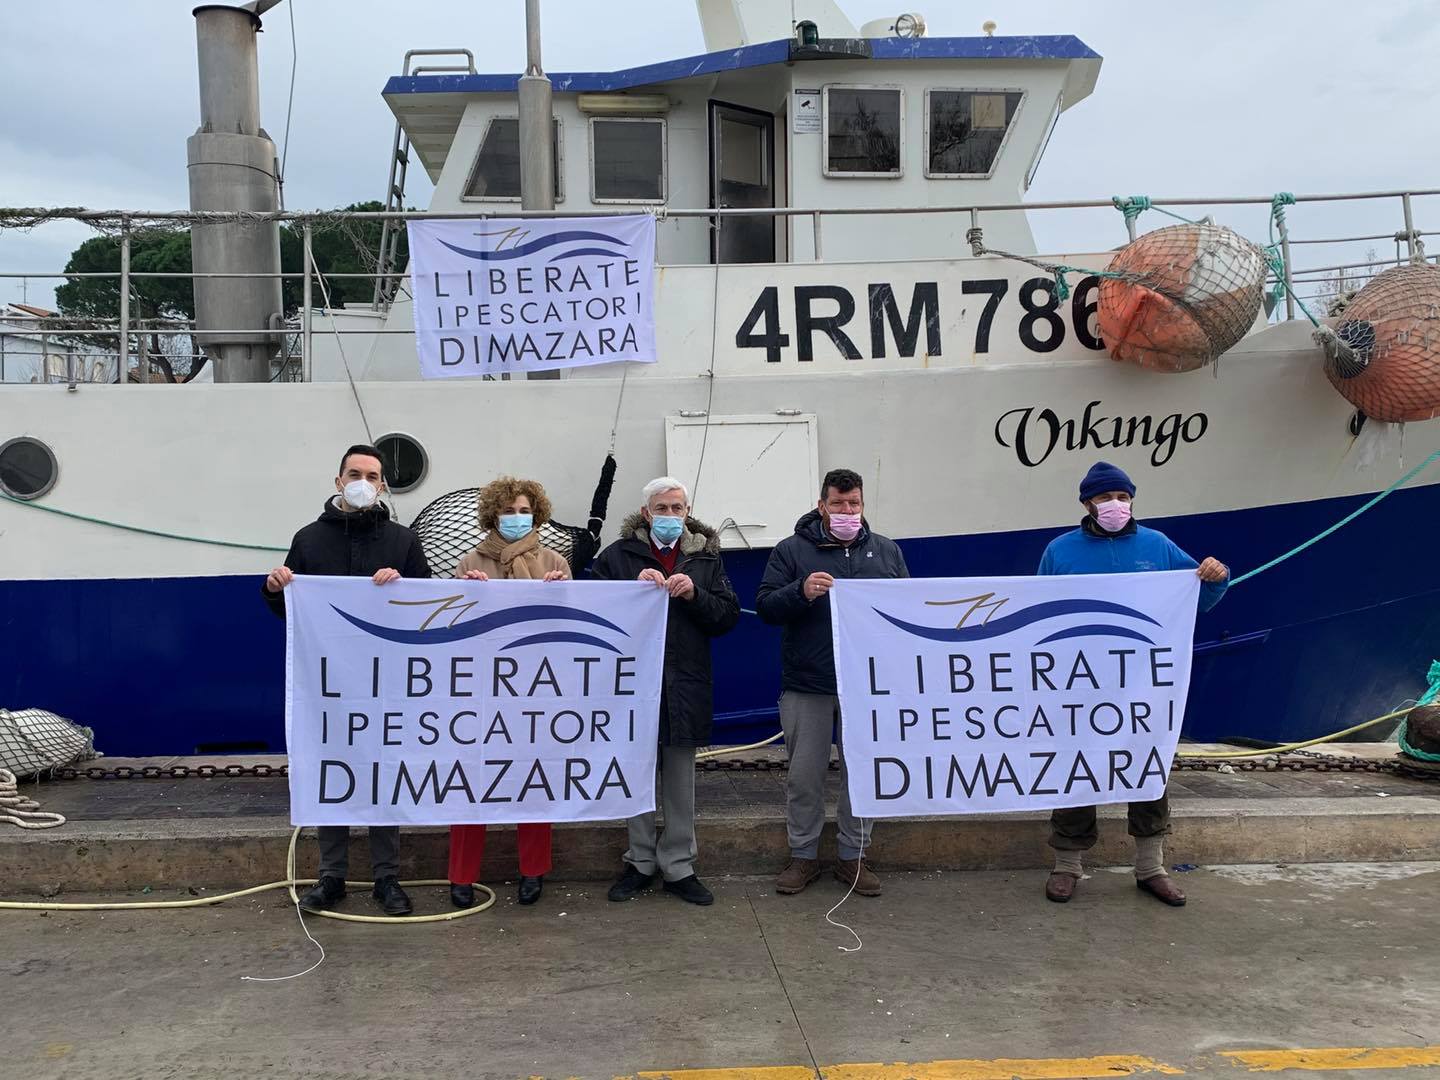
299 875 346 913
372 875 413 916
662 875 714 906
607 863 657 902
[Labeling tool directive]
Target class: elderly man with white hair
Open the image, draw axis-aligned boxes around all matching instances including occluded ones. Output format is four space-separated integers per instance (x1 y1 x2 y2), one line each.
592 476 740 906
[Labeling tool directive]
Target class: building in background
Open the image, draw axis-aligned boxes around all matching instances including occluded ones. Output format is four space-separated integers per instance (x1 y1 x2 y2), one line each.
0 303 116 384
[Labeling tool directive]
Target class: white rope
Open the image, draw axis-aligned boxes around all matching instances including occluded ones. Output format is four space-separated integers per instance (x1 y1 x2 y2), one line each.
0 768 66 829
824 818 869 953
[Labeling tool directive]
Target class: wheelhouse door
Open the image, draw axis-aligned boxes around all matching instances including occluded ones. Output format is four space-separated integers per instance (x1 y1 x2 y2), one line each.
709 102 776 264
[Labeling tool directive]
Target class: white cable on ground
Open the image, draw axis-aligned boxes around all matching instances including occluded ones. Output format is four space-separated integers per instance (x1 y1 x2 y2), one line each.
0 768 66 829
824 819 869 954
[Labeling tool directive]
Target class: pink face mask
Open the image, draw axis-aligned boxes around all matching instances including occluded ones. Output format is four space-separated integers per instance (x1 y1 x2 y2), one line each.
827 512 863 541
1094 498 1132 533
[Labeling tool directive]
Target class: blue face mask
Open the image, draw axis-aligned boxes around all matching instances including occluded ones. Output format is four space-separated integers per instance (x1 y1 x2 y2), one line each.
649 514 684 545
497 513 533 542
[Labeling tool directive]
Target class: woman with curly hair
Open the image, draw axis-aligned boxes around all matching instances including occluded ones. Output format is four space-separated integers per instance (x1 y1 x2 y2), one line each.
448 476 569 909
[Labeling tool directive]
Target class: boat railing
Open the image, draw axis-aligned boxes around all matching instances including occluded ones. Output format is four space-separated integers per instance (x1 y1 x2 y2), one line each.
0 187 1435 385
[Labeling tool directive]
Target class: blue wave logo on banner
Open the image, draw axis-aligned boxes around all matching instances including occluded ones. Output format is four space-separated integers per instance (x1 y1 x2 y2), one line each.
330 604 629 653
874 598 1159 645
436 231 627 263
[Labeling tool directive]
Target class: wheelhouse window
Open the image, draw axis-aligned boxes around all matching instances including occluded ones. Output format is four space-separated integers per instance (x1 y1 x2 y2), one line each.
590 118 667 203
823 86 903 177
462 117 563 201
925 89 1024 178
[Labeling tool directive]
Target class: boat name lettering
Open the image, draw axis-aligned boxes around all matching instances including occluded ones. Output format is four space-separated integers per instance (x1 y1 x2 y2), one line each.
994 400 1210 468
733 276 1106 363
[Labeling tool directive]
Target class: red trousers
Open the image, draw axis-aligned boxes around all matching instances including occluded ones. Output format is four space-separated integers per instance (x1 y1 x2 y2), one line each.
448 823 552 883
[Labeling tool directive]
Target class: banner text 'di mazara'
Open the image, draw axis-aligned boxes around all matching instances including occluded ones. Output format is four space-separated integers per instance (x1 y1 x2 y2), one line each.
285 577 668 825
832 572 1200 817
407 214 657 378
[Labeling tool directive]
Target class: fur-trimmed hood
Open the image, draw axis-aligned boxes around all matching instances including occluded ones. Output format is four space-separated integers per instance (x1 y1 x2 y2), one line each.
618 511 722 556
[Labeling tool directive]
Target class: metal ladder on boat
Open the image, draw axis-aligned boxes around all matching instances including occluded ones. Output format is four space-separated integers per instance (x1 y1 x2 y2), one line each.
372 49 476 311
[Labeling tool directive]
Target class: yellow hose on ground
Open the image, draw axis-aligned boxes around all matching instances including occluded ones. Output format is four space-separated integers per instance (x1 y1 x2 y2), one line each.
0 826 497 922
1175 706 1413 759
695 732 783 760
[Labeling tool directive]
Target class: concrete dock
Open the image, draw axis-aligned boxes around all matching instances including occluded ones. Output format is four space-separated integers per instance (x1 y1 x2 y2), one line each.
5 745 1439 894
5 746 1440 1078
5 864 1439 1079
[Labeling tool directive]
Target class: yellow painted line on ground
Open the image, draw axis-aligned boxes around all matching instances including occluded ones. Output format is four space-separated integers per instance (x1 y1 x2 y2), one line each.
1218 1046 1440 1072
623 1056 1182 1080
623 1045 1440 1080
824 1057 1183 1079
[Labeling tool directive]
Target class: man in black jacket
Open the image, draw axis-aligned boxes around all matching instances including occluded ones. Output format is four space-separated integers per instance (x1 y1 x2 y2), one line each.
756 468 908 897
594 476 740 906
262 443 431 916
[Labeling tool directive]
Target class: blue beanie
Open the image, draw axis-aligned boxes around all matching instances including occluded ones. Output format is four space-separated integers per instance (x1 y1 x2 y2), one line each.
1078 461 1136 502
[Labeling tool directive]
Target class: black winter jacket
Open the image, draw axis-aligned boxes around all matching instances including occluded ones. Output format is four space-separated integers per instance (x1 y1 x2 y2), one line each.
755 509 909 695
591 513 740 747
262 498 432 617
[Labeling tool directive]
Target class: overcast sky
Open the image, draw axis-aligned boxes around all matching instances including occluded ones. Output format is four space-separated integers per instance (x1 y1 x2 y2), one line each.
2 0 1436 309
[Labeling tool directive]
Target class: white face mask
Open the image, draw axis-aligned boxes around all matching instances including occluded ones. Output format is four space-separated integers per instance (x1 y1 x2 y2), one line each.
342 479 379 510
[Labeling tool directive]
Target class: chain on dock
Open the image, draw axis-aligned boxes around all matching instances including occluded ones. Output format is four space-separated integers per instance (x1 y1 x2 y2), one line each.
43 754 1440 782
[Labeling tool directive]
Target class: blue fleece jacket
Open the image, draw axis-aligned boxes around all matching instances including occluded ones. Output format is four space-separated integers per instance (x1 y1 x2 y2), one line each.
1037 518 1228 612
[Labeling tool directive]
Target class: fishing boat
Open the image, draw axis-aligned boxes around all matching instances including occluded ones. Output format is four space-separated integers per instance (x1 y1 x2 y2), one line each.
2 0 1438 756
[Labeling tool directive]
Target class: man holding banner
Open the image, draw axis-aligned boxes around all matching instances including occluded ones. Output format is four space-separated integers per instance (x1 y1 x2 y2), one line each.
595 477 740 907
757 468 908 898
263 444 432 916
1039 461 1229 907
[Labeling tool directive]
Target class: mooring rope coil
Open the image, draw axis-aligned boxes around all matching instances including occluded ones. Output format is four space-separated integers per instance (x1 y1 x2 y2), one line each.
0 769 66 829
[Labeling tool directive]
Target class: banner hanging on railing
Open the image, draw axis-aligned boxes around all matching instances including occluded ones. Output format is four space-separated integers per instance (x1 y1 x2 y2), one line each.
406 214 657 378
285 576 667 825
832 572 1200 818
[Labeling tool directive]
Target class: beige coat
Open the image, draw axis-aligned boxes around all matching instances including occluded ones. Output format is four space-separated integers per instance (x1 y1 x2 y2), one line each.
455 533 571 581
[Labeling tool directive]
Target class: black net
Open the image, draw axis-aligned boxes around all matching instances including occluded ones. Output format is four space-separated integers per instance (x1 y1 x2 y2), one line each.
407 488 599 579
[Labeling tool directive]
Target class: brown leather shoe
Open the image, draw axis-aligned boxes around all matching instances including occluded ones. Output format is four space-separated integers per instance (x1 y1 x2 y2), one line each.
1136 874 1187 907
833 858 882 897
775 857 823 895
1045 872 1079 903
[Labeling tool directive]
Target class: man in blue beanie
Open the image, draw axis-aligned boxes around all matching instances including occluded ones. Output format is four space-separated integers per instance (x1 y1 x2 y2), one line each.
1037 461 1228 908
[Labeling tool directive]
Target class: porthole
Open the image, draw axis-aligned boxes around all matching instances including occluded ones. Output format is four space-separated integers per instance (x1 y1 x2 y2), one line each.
375 432 428 494
0 437 58 500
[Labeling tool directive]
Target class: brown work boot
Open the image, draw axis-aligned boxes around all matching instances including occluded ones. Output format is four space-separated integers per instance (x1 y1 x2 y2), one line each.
1045 872 1079 903
1136 874 1187 907
833 858 881 897
775 857 823 895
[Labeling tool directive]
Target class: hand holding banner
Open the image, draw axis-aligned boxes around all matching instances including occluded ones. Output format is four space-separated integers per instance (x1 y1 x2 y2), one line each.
285 577 668 826
832 572 1201 818
407 215 657 378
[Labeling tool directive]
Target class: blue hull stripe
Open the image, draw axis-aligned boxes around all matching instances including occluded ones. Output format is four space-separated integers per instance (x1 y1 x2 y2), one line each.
4 487 1437 756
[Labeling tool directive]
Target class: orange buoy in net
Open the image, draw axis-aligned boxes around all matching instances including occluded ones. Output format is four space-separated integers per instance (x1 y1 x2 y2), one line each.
1317 263 1440 423
1097 223 1267 372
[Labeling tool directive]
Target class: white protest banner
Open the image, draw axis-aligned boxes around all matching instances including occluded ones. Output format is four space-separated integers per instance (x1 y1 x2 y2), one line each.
406 214 657 378
832 572 1201 818
285 576 668 826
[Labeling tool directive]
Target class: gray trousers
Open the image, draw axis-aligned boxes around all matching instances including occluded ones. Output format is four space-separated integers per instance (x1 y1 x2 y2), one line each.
317 825 400 880
626 745 697 882
779 690 870 861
